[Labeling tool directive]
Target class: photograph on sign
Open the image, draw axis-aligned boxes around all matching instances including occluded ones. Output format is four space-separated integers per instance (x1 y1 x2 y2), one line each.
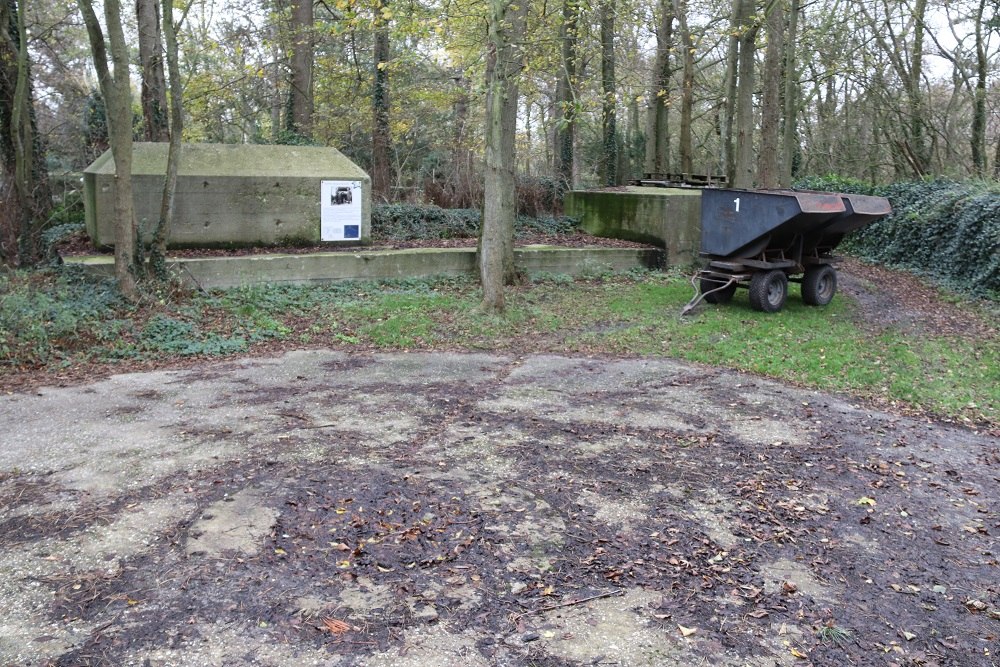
320 180 363 241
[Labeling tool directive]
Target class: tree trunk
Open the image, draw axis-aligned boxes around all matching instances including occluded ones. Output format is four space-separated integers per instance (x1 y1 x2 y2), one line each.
0 0 50 266
371 5 391 202
136 0 169 141
645 0 672 176
479 0 524 314
287 0 313 140
970 0 987 178
907 0 929 174
994 132 1000 181
732 0 757 189
721 0 742 181
270 21 282 141
780 0 799 185
673 0 693 175
448 72 482 208
79 0 140 300
625 94 642 180
449 73 475 208
757 0 785 188
600 0 617 186
150 0 183 277
555 0 578 192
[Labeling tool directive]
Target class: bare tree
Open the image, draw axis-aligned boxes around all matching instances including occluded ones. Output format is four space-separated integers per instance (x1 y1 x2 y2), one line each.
971 0 988 177
600 0 617 185
731 0 758 188
371 0 391 201
555 0 579 191
674 0 694 176
150 0 184 276
287 0 313 140
0 0 51 266
78 0 140 299
480 0 525 314
645 0 672 176
780 0 799 185
857 0 930 176
136 0 169 141
757 0 785 187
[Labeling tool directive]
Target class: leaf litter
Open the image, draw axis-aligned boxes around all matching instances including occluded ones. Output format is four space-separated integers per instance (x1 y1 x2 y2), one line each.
0 349 997 666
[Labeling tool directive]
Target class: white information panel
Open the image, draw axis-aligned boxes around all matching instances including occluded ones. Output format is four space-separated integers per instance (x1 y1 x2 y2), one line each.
320 180 363 241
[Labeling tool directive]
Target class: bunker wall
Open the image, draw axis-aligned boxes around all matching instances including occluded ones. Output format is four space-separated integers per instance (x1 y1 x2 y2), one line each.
564 187 701 266
83 143 371 248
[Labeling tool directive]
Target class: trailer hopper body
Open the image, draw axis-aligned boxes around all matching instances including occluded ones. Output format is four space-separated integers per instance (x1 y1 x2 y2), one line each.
689 188 891 313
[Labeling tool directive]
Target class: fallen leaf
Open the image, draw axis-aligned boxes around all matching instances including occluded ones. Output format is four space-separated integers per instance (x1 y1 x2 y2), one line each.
857 497 877 506
322 617 351 634
790 647 808 659
678 624 697 637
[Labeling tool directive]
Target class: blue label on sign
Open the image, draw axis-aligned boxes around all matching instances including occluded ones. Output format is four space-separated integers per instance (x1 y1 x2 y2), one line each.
344 225 360 239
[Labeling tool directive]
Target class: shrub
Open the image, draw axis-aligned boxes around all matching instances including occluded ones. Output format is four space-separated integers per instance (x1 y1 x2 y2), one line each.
372 204 480 240
372 204 580 242
0 270 124 365
795 177 1000 297
140 313 248 356
516 175 564 216
421 171 564 214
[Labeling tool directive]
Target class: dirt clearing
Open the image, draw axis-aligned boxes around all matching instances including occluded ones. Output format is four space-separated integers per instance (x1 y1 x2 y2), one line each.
1 350 997 666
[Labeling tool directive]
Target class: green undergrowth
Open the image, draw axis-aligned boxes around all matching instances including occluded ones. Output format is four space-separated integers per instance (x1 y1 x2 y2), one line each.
372 204 579 241
796 176 1000 297
1 269 996 425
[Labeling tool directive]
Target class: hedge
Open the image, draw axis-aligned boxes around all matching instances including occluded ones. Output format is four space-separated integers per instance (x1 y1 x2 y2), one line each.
371 204 579 241
795 176 1000 298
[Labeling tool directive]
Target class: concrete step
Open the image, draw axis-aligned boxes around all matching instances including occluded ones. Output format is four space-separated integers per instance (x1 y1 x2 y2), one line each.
64 245 665 290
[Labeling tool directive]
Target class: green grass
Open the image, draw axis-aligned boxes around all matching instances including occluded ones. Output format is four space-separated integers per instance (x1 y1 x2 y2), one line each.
816 623 853 646
1 269 996 425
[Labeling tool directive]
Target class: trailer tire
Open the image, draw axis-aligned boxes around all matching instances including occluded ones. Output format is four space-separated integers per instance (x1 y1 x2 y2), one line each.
749 270 788 312
802 265 837 306
700 276 737 304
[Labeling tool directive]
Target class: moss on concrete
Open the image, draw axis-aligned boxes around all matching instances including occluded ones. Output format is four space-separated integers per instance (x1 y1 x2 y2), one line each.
104 143 368 179
565 187 701 267
64 246 664 289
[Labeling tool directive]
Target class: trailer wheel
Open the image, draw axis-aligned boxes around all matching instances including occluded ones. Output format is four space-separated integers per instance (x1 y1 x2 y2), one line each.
700 276 737 304
749 270 788 312
802 265 837 306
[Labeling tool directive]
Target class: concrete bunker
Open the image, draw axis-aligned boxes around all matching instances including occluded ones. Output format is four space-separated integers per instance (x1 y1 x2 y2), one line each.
564 186 701 267
83 143 371 248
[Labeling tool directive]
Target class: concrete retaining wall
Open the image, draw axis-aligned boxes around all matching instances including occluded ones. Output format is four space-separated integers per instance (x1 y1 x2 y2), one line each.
564 187 701 267
65 246 664 290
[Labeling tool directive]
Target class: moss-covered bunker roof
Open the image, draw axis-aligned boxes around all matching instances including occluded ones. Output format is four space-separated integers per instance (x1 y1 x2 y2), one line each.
84 143 369 180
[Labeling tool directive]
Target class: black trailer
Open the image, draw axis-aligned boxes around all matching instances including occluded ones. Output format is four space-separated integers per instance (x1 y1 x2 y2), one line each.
683 188 891 314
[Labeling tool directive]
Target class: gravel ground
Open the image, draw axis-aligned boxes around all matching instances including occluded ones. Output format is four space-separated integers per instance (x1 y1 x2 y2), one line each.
1 351 997 666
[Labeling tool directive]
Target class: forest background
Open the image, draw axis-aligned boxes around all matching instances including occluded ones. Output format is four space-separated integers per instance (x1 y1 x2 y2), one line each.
0 0 998 299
